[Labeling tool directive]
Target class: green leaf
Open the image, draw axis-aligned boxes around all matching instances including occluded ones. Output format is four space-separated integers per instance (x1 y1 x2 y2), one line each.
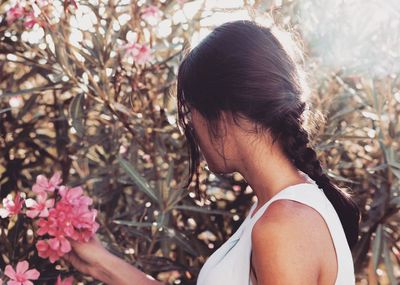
156 212 169 228
116 155 159 203
389 196 400 207
17 93 39 121
165 160 174 186
382 237 396 285
0 107 12 114
113 220 153 227
366 163 387 173
0 83 63 97
163 227 197 256
166 187 188 210
68 93 85 137
330 105 362 121
391 168 400 180
371 224 383 270
326 170 359 184
126 228 152 242
174 204 231 216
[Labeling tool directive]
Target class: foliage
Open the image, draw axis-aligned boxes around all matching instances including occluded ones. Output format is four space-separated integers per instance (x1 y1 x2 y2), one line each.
0 0 399 284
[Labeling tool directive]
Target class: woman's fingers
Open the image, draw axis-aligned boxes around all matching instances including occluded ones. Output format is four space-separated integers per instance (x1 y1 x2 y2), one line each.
62 251 91 275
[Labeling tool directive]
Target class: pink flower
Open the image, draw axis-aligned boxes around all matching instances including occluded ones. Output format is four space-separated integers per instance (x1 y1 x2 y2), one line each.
140 5 162 24
0 193 24 218
36 236 72 263
23 11 41 29
33 172 62 194
121 42 152 65
35 184 99 263
25 192 55 218
49 235 72 253
36 217 58 236
6 3 25 25
55 275 74 285
4 260 40 285
36 239 61 263
58 186 92 207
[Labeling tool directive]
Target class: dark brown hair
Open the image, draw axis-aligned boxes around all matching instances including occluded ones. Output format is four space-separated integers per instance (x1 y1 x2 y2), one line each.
176 20 360 249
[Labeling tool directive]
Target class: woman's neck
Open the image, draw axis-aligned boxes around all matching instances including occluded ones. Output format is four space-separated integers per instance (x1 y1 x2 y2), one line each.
233 133 309 208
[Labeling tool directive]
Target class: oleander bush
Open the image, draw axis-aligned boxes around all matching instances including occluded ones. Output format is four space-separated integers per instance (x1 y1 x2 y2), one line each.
0 0 399 284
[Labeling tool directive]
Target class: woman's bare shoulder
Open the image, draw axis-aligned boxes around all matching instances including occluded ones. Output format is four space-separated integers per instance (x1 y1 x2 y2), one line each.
250 199 328 284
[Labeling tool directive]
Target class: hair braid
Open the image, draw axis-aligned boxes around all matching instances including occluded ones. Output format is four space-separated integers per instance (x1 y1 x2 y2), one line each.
275 102 361 249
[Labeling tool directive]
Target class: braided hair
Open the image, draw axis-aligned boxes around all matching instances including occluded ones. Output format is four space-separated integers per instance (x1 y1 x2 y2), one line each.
272 101 361 248
176 19 361 249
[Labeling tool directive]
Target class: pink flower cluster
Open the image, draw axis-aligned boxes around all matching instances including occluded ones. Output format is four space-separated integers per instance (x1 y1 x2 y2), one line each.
6 0 79 29
121 41 153 65
6 2 43 29
29 173 99 263
140 5 162 25
0 172 99 265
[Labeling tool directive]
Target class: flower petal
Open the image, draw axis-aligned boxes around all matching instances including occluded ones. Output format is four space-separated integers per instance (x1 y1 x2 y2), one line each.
26 210 40 218
36 240 49 252
24 269 40 280
50 171 62 186
60 238 71 253
25 198 37 208
36 192 48 202
45 198 55 208
4 264 16 279
48 238 60 250
32 184 45 194
36 174 48 187
16 260 29 274
38 208 49 218
0 208 9 218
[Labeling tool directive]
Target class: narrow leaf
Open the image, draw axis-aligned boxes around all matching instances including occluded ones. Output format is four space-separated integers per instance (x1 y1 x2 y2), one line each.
113 220 153 227
372 224 383 270
68 93 85 137
382 237 396 285
117 155 159 202
17 93 39 120
174 204 231 216
164 227 197 256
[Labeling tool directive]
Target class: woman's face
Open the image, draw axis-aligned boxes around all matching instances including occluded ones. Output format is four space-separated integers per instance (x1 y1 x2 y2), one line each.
190 108 235 174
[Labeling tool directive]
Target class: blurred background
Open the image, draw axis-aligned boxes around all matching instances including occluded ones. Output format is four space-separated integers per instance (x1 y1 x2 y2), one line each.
0 0 399 284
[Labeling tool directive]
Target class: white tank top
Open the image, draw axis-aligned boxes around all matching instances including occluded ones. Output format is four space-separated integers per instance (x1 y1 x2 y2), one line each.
197 172 355 285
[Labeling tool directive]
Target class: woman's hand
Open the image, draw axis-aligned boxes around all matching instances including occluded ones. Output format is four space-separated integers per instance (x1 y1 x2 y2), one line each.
63 235 163 285
63 235 111 278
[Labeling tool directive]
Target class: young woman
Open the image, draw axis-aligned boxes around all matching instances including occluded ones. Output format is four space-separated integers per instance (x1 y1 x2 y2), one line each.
63 20 360 285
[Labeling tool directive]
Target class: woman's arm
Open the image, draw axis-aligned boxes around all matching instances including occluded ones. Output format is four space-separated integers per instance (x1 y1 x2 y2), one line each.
63 236 165 285
90 250 163 285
